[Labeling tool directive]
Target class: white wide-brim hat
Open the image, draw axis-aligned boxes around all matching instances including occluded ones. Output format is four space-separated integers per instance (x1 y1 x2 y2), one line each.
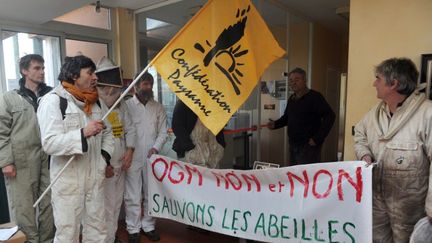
96 56 119 73
95 56 123 87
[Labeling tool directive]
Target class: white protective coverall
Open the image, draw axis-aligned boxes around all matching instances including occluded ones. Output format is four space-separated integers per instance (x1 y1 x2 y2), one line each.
354 91 432 243
37 85 114 243
124 96 167 233
103 101 136 243
184 119 224 169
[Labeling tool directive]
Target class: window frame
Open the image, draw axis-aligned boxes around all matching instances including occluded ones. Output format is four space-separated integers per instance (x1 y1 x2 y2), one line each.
0 24 65 93
65 35 112 61
0 9 116 93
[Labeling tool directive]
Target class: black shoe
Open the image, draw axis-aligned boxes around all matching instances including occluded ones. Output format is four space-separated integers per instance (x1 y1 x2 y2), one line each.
128 233 140 243
142 230 160 241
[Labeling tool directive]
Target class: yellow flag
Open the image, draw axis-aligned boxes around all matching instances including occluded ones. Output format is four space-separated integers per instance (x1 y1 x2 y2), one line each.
152 0 285 134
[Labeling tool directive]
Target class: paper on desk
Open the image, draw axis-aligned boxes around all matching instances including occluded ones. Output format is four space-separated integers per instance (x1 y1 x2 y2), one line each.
0 225 18 240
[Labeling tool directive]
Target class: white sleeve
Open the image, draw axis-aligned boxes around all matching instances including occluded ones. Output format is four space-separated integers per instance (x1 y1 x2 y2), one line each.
152 104 168 152
37 94 84 156
100 102 115 156
123 104 136 149
353 113 373 160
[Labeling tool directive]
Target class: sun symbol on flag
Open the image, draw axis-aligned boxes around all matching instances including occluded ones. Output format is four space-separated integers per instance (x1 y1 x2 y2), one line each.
194 6 250 95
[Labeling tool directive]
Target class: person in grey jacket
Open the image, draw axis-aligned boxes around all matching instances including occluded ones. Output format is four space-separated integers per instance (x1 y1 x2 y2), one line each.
354 57 432 242
0 54 54 242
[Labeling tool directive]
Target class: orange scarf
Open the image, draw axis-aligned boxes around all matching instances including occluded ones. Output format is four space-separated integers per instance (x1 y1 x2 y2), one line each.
62 81 99 115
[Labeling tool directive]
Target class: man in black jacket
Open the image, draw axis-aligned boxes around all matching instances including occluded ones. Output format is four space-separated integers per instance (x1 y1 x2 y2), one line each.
268 67 335 166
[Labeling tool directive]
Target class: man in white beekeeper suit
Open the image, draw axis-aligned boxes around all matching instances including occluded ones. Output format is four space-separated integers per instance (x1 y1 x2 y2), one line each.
124 72 168 242
95 56 136 243
37 55 115 242
354 58 432 242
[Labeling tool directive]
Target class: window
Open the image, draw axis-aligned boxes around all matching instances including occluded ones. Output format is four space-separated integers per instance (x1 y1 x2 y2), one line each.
146 18 170 31
65 39 108 64
149 66 177 127
2 31 61 90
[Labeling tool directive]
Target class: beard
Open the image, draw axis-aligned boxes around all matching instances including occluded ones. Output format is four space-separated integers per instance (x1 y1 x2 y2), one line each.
137 89 154 103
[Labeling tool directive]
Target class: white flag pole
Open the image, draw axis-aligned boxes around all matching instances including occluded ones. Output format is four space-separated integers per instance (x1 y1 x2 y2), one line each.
33 63 153 208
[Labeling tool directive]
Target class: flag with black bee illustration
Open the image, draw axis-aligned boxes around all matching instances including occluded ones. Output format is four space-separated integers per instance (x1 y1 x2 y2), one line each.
152 0 285 134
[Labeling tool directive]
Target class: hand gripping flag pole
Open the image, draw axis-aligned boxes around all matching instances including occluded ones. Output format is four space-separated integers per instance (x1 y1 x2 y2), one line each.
33 64 153 208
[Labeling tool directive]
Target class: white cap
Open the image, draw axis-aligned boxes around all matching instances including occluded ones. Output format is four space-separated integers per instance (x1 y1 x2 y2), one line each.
95 56 123 87
96 56 119 73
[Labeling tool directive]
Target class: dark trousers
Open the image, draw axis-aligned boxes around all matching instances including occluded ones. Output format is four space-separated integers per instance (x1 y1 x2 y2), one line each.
289 143 322 166
0 172 9 224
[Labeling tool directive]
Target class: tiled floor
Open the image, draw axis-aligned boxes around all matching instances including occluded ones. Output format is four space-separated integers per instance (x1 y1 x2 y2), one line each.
116 219 241 243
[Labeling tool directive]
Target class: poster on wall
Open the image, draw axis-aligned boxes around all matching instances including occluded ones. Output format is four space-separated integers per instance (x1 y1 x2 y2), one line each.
420 53 432 99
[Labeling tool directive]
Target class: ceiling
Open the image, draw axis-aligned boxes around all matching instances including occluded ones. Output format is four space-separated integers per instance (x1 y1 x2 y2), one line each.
137 0 349 33
0 0 93 24
133 0 349 51
273 0 350 33
0 0 169 24
0 0 349 42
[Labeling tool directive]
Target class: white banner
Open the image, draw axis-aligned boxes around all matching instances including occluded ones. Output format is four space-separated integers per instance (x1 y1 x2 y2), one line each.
147 155 372 243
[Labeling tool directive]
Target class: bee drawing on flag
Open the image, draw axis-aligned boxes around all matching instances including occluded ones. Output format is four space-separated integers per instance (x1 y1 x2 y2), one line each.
194 5 250 95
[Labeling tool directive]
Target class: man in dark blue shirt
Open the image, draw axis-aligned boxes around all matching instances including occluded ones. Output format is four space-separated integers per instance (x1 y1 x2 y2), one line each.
267 67 335 165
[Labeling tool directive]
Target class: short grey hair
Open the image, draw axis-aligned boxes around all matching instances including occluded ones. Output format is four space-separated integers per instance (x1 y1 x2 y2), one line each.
289 67 307 80
375 57 418 96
